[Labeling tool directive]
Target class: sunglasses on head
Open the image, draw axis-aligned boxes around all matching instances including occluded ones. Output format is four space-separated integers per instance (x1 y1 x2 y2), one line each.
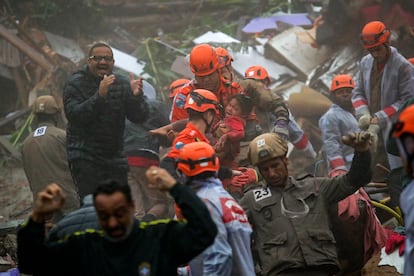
189 91 224 115
360 29 388 45
89 55 114 62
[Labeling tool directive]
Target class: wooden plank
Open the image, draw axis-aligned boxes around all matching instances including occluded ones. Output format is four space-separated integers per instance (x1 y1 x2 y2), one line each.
0 24 53 71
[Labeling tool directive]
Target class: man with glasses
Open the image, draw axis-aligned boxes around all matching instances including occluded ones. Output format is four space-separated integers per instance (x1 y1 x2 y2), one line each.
240 131 372 275
63 41 148 201
352 20 414 183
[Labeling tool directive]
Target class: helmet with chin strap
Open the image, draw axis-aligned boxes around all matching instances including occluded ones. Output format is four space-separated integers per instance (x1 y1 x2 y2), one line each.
176 142 219 176
184 89 223 115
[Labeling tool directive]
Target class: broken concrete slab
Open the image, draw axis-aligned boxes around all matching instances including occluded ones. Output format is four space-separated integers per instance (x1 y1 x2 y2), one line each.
264 26 334 82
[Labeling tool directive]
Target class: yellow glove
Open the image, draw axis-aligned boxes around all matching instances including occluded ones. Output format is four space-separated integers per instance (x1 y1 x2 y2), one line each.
342 131 372 152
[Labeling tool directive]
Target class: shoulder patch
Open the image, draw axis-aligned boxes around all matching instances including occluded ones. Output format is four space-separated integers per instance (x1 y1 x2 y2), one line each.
33 126 47 137
253 187 272 201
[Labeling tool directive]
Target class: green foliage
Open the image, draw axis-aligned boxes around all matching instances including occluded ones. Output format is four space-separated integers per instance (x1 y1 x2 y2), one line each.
33 0 106 38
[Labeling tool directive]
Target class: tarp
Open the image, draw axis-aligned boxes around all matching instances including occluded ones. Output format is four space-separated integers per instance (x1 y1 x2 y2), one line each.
242 13 312 34
193 31 241 44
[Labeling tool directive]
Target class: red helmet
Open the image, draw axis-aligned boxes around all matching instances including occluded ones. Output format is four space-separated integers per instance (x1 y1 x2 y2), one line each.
360 21 390 49
189 44 219 76
244 65 271 85
184 89 222 115
215 47 233 68
176 141 219 176
169 78 190 99
330 74 355 92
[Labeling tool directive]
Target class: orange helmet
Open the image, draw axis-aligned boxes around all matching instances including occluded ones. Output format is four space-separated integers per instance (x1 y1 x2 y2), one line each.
169 78 190 99
360 21 390 49
392 104 414 173
215 47 233 68
184 89 222 115
244 65 271 85
330 74 355 92
176 141 219 176
189 44 219 76
408 58 414 65
393 105 414 139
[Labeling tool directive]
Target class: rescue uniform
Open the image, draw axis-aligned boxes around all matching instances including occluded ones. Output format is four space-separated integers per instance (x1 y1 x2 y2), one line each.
319 104 359 173
17 183 218 276
352 46 414 170
400 179 414 276
22 121 79 213
240 151 371 275
160 122 209 178
188 177 255 276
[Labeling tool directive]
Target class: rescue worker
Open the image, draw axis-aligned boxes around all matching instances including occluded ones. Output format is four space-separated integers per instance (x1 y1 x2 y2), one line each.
240 131 372 275
176 142 255 275
392 104 414 276
319 74 388 273
63 41 148 200
21 95 79 220
17 172 218 276
161 89 223 179
240 65 290 140
169 44 241 123
168 78 191 123
352 20 414 182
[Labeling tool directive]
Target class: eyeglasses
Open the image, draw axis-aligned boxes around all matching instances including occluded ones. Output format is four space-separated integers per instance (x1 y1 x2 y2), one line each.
89 55 114 62
360 29 388 45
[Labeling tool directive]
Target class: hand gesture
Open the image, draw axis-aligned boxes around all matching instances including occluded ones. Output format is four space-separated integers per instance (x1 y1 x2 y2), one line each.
129 72 143 96
342 131 372 152
145 166 177 191
99 74 116 98
32 183 65 223
214 135 227 152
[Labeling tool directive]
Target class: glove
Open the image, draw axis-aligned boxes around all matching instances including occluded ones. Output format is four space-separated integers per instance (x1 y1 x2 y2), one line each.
385 232 405 256
342 131 371 152
367 124 380 152
237 167 258 183
358 114 372 130
228 168 258 197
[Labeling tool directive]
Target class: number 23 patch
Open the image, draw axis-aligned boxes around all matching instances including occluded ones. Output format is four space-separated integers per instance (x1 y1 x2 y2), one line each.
253 187 272 201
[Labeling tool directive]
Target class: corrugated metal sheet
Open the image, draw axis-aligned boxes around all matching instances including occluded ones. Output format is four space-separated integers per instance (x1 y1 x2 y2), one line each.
0 31 22 68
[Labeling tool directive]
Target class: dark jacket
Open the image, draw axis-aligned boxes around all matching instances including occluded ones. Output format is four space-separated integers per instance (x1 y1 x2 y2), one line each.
123 98 169 159
47 195 98 242
17 183 218 276
63 66 148 163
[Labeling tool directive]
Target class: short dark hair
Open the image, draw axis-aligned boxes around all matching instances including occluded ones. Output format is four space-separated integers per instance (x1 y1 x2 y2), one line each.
93 179 132 203
88 41 113 57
